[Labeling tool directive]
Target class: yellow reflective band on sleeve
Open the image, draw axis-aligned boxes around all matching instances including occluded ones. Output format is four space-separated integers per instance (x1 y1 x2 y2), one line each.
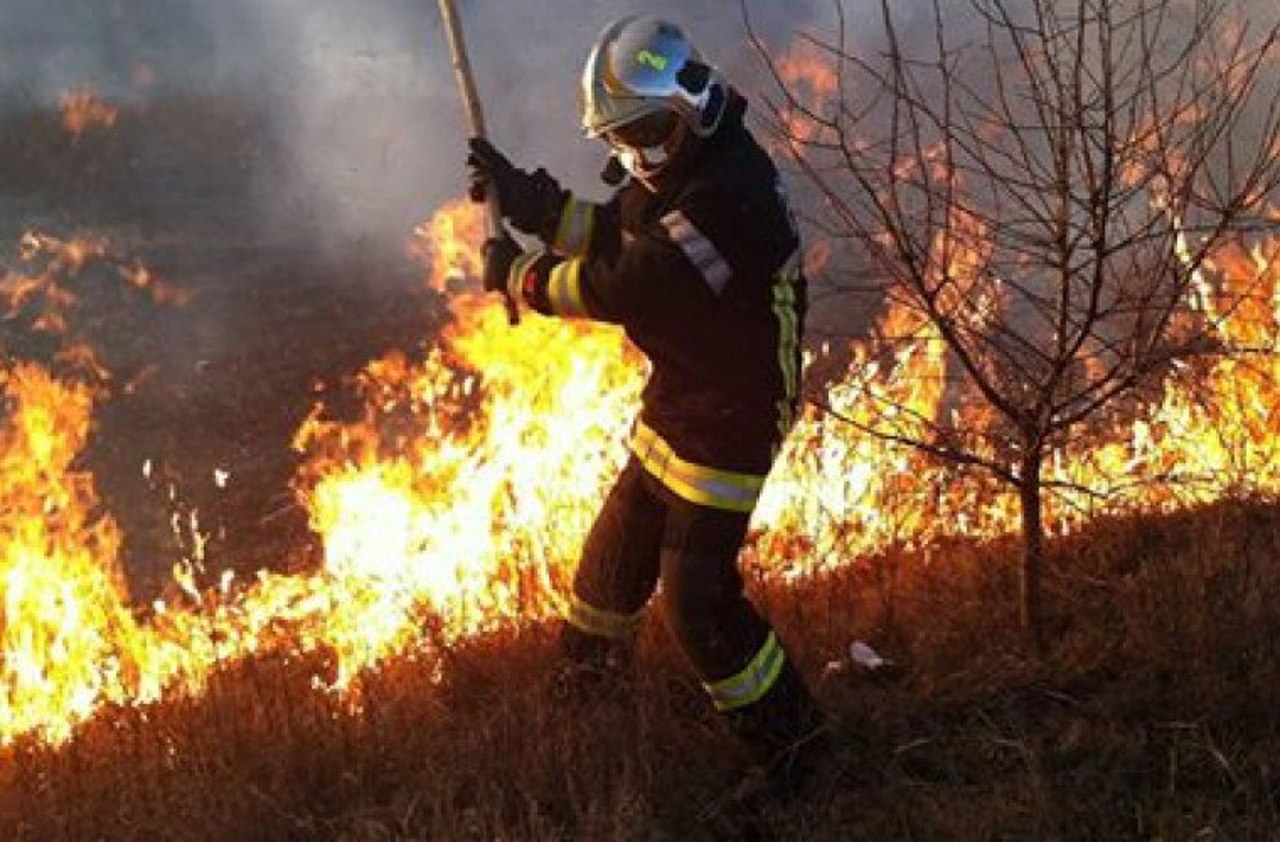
771 250 803 438
561 591 644 641
704 631 787 711
630 422 767 513
546 258 591 318
552 196 595 257
506 249 544 304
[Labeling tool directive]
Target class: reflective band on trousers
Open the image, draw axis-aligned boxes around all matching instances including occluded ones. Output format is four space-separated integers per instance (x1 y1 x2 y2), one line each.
705 631 787 711
547 258 590 318
660 210 733 295
561 590 644 640
631 421 767 513
553 196 595 258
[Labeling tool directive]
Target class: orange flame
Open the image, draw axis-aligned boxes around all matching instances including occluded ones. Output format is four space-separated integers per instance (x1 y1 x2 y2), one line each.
0 205 644 743
772 41 840 148
59 89 118 139
410 198 487 293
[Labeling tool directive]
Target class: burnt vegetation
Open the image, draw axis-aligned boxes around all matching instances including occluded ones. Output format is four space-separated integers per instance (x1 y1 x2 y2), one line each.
4 3 1280 840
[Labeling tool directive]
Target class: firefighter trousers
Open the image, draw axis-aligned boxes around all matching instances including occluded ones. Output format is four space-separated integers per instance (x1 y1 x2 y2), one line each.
559 456 816 745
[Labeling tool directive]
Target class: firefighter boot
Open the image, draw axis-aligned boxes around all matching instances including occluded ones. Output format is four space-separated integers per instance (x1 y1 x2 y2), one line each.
727 662 832 801
550 622 635 704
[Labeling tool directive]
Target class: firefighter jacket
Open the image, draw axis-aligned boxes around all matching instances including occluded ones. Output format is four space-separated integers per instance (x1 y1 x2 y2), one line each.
506 94 807 513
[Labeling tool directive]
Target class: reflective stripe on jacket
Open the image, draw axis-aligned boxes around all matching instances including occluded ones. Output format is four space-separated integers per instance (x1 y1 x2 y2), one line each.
515 93 807 510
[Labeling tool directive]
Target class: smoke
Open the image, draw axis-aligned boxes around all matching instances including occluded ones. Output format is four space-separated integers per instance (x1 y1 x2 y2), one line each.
5 1 1271 258
240 0 829 251
0 0 824 255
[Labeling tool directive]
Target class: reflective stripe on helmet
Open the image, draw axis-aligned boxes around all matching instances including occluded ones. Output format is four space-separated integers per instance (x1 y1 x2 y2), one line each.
772 250 803 439
546 258 590 318
704 631 787 711
630 421 766 513
660 210 733 295
552 196 596 258
561 590 644 640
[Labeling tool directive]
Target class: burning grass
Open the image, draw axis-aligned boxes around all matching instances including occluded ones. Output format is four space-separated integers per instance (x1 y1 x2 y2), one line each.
3 194 1280 838
3 499 1278 840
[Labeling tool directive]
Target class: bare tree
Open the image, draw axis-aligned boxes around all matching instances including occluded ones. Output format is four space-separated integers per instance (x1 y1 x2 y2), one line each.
748 0 1280 647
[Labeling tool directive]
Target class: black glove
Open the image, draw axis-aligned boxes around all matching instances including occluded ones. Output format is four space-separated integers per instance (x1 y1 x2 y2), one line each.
481 231 522 296
468 138 566 241
601 154 629 187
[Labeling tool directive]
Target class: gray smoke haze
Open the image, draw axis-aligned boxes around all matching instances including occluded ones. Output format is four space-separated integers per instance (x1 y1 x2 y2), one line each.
3 1 1275 257
0 1 825 254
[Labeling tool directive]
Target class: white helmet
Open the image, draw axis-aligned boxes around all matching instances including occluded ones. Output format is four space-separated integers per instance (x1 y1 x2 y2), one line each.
581 16 729 179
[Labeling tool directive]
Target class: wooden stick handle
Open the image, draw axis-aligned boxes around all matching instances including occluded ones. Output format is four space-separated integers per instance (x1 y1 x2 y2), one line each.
436 0 520 325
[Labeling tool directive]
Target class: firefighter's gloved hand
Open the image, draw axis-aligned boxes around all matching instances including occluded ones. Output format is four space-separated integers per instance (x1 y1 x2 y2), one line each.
481 231 522 297
468 138 565 242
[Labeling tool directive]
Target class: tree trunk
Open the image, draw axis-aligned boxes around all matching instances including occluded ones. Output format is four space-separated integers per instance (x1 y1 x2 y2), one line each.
1018 449 1046 652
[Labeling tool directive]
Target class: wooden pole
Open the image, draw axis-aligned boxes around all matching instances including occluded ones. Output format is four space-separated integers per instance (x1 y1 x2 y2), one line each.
436 0 520 325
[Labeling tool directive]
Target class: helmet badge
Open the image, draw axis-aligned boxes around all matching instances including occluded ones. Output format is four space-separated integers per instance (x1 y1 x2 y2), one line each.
636 50 669 72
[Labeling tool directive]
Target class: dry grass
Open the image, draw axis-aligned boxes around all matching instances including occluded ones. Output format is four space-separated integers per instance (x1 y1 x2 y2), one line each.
4 499 1279 841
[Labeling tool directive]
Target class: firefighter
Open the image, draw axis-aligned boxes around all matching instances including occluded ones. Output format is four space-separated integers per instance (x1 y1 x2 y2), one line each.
467 15 824 784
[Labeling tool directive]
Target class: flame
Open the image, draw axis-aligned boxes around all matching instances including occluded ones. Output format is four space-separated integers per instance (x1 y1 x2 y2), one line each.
59 89 117 139
0 364 127 741
2 181 1279 748
290 288 644 683
0 203 644 743
8 230 190 324
771 41 840 148
410 198 487 293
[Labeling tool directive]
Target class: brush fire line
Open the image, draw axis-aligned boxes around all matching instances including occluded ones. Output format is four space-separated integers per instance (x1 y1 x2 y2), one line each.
1 194 1278 748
